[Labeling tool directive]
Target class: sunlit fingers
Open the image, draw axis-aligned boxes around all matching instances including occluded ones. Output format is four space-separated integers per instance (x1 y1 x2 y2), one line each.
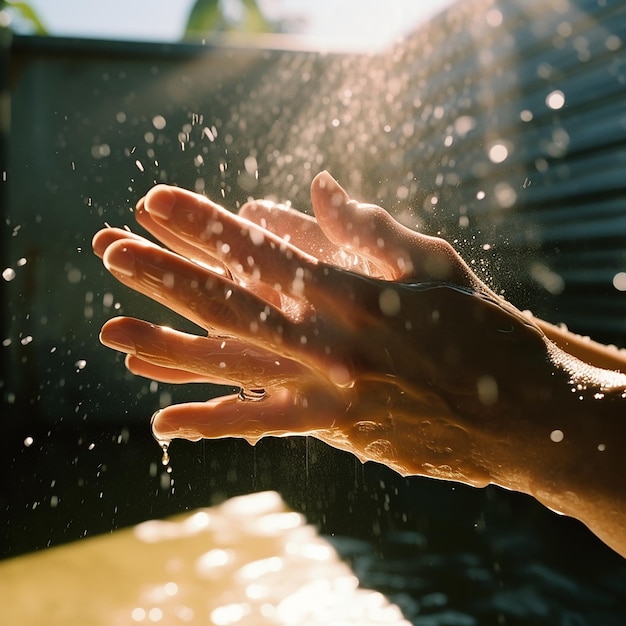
137 199 283 307
240 199 375 275
134 199 232 278
142 185 323 302
100 240 307 353
92 227 153 259
125 355 217 384
239 199 334 260
100 316 309 387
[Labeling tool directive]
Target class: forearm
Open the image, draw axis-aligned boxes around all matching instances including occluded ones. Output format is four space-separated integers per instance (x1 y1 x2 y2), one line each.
529 387 626 558
485 337 626 557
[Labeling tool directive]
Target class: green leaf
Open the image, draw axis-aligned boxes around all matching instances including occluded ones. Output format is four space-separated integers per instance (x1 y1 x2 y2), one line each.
184 0 224 39
183 0 275 39
6 0 48 35
241 0 272 33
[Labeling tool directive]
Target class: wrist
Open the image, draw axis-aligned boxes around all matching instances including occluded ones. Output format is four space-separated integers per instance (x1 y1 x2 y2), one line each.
465 336 626 491
481 337 626 546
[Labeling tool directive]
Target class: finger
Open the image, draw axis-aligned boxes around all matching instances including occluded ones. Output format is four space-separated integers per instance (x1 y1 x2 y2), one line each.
125 355 216 384
134 197 232 278
239 200 338 261
136 197 282 308
239 199 374 275
101 239 306 353
151 388 334 443
100 316 308 387
92 227 152 259
142 185 322 300
311 171 478 287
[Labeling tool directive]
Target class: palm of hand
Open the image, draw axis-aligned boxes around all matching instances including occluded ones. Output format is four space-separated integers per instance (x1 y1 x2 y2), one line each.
93 172 546 484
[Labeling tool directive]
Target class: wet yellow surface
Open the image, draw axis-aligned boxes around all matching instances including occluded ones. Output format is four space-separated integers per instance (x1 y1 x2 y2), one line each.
1 491 410 625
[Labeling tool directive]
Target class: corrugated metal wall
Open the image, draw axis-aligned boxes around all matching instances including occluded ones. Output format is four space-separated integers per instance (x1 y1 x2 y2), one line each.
259 0 626 343
373 0 626 341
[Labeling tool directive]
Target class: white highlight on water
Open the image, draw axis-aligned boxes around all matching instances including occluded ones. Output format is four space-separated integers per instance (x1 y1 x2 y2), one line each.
550 429 564 443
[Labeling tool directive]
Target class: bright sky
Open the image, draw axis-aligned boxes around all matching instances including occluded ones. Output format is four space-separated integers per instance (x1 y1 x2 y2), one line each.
25 0 456 51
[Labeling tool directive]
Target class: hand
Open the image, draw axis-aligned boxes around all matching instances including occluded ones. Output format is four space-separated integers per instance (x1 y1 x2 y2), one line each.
93 172 552 488
94 172 626 557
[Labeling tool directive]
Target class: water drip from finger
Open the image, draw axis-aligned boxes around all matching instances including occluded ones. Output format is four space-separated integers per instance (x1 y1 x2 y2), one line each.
151 410 173 476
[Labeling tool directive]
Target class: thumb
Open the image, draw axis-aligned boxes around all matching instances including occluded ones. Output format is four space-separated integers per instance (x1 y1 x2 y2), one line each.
310 171 414 280
311 171 480 287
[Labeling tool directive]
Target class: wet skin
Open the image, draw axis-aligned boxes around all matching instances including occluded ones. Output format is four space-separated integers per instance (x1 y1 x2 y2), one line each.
93 171 626 558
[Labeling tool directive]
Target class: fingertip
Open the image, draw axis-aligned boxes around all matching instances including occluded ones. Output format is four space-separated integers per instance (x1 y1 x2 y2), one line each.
238 199 257 217
145 184 176 220
91 229 110 258
238 199 271 222
92 227 132 259
311 172 352 235
151 405 207 442
99 326 137 354
102 238 136 277
311 170 331 189
311 170 349 205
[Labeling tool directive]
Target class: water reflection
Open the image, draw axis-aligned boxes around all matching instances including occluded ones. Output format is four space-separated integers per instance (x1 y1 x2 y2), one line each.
1 491 410 625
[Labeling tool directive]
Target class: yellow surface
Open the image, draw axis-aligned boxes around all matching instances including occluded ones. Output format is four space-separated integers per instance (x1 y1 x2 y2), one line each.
1 491 410 625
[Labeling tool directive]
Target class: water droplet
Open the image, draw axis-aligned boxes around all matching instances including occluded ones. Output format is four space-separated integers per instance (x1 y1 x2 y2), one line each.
613 272 626 291
546 89 565 110
520 109 533 122
160 443 170 466
238 388 266 402
486 8 503 27
379 288 401 316
160 471 172 491
67 268 82 284
477 375 499 406
152 115 167 130
151 410 172 468
550 429 564 443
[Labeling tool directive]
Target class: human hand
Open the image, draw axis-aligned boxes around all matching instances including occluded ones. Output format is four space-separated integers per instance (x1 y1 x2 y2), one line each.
93 172 551 487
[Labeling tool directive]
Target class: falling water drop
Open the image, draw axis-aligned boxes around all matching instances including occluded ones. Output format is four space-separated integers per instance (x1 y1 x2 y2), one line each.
160 443 170 466
151 410 172 469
